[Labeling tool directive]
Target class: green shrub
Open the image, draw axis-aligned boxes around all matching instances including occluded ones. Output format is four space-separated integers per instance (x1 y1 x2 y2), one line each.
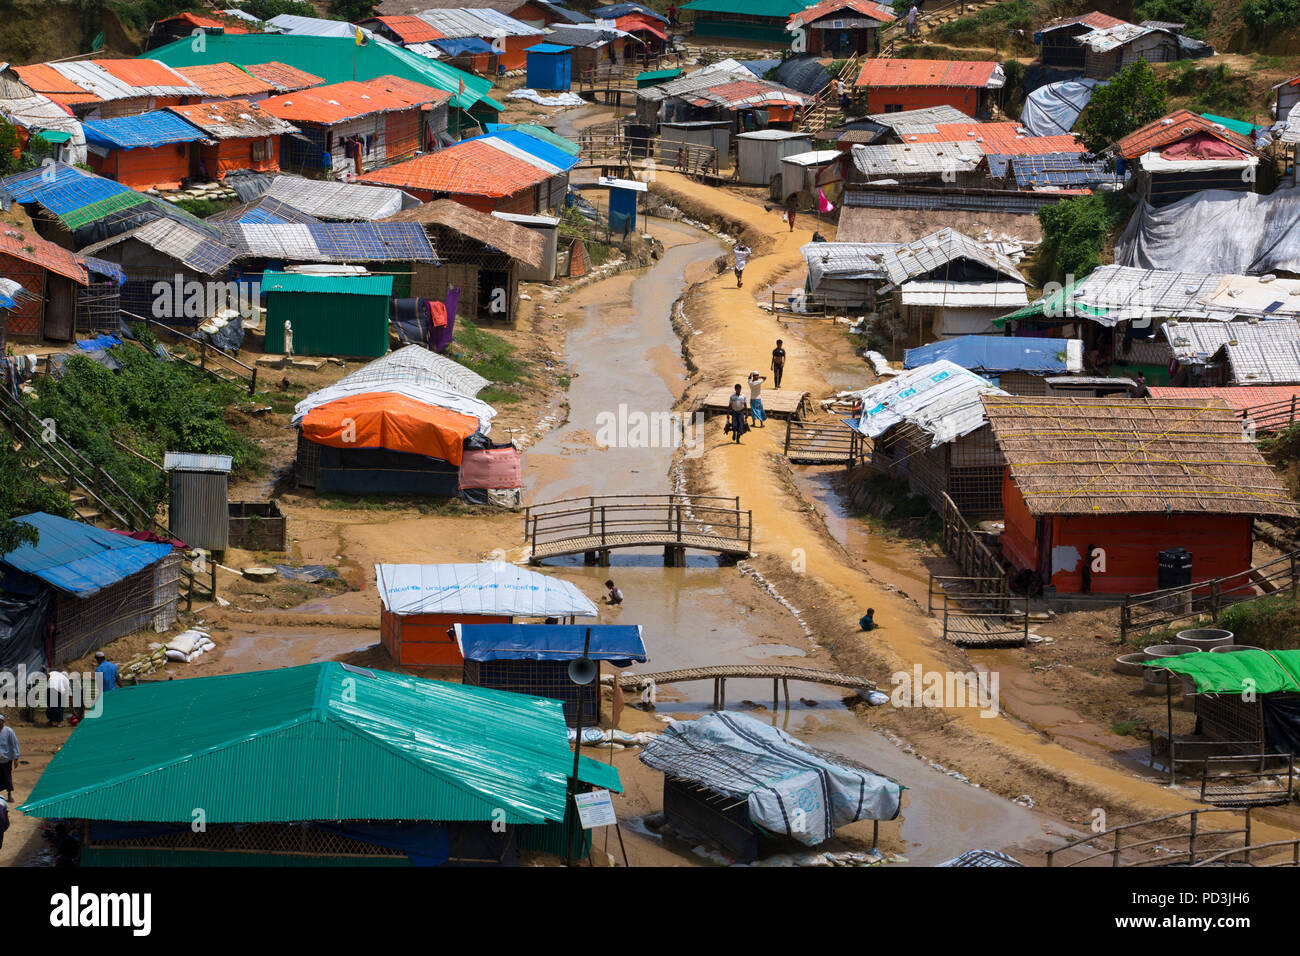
0 444 73 556
1134 0 1213 39
1077 60 1168 155
1036 192 1133 283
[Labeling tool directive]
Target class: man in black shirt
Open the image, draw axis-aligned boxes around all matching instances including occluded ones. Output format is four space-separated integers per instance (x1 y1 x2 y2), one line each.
771 340 786 389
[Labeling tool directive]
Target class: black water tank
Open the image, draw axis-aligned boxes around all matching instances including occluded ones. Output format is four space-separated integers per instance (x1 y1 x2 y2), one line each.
1158 547 1193 590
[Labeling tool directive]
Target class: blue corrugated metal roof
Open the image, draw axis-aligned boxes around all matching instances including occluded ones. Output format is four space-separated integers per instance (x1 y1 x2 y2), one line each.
83 110 209 150
454 624 648 664
903 336 1074 374
465 129 580 172
0 512 173 597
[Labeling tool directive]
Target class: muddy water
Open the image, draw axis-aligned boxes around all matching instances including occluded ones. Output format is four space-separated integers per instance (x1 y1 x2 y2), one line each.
525 217 1047 863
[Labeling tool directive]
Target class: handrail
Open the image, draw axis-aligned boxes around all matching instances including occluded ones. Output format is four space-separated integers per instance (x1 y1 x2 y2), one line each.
124 309 258 395
525 494 752 556
1046 807 1252 867
1191 838 1300 867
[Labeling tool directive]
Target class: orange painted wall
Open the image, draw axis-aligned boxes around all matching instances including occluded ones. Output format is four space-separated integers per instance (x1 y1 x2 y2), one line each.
1000 470 1254 593
863 86 981 117
92 143 191 189
501 35 534 71
384 111 419 163
201 137 281 178
380 609 512 666
1047 512 1253 594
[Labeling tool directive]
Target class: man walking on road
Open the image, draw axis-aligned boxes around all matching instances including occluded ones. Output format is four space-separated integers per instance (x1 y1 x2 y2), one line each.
726 384 748 443
907 4 919 37
733 242 751 288
771 340 786 389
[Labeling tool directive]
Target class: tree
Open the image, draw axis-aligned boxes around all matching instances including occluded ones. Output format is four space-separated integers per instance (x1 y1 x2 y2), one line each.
1077 60 1168 156
328 0 377 21
0 445 73 558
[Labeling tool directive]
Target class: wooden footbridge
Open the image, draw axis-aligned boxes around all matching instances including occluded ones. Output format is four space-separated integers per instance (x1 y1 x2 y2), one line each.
525 494 751 566
615 664 876 711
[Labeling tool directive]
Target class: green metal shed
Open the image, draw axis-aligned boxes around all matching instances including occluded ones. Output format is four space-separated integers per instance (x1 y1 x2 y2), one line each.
21 662 621 866
262 271 394 359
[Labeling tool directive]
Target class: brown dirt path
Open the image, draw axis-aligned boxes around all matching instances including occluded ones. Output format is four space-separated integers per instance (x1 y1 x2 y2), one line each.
652 170 1300 844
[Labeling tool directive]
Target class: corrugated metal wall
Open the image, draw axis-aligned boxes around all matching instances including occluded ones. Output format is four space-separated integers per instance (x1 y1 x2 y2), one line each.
169 468 230 551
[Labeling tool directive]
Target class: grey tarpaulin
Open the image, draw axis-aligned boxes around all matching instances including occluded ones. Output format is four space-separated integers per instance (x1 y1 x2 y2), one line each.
1020 78 1104 137
639 711 903 846
0 590 51 672
1117 188 1300 275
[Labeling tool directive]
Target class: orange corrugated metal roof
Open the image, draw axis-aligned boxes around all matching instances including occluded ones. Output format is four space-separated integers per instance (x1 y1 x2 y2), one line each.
259 77 447 125
616 13 667 38
1039 11 1127 32
375 15 444 43
907 123 1083 154
173 63 274 98
1148 386 1300 413
366 75 453 107
168 11 253 34
854 58 998 89
242 62 325 93
1113 109 1257 160
94 58 192 89
0 226 88 284
789 0 895 27
13 63 102 104
358 140 551 197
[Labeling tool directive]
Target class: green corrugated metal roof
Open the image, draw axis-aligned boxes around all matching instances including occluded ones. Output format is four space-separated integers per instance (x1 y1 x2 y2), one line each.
636 68 683 87
262 271 394 296
144 33 495 112
994 278 1111 327
1200 113 1259 138
682 0 810 15
578 756 624 793
21 663 585 825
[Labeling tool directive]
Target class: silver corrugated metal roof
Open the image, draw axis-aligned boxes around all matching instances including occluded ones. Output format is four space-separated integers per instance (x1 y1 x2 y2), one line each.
164 452 233 472
802 241 900 286
415 7 545 38
877 227 1024 285
51 60 199 101
900 280 1029 307
865 105 970 135
1162 318 1300 360
850 141 983 176
637 59 752 101
265 175 409 222
1065 265 1300 325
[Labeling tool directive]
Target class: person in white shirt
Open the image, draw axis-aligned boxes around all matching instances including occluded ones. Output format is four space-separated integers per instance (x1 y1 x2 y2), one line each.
604 580 623 605
46 669 72 726
907 4 918 36
0 716 18 803
747 371 767 427
733 244 751 288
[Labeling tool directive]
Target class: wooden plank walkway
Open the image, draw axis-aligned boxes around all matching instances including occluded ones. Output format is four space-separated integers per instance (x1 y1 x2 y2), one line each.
699 387 809 420
783 420 862 465
943 615 1029 647
530 530 750 562
616 664 875 691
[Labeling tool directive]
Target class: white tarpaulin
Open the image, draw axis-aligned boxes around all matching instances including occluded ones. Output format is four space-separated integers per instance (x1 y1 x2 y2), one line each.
843 359 1007 446
375 563 599 618
508 89 585 107
1020 78 1104 137
639 711 903 847
1117 188 1300 275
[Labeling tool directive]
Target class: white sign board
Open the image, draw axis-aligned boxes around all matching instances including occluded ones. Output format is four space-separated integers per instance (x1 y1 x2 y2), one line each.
574 789 617 829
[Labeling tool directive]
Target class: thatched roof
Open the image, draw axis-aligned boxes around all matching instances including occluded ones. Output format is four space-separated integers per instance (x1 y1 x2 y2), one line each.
383 200 544 270
981 395 1297 519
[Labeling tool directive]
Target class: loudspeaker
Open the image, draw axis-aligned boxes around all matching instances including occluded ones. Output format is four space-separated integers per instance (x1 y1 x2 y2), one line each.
567 657 597 685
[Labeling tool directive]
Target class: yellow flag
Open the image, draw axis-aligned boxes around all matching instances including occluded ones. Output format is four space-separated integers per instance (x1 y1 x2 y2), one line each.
355 27 364 46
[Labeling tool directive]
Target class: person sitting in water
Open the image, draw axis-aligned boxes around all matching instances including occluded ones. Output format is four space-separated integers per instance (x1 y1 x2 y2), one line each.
859 608 876 631
604 580 623 605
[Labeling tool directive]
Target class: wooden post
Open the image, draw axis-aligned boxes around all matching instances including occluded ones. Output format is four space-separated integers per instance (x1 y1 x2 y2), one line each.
600 505 606 546
1112 829 1122 867
1187 811 1198 865
1244 808 1252 865
773 679 779 712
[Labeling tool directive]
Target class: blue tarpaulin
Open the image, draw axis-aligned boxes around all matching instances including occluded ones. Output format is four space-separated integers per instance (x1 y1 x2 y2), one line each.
454 624 647 664
433 36 495 57
0 512 174 597
82 256 125 285
464 130 580 172
83 110 209 150
76 333 121 352
904 336 1076 374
